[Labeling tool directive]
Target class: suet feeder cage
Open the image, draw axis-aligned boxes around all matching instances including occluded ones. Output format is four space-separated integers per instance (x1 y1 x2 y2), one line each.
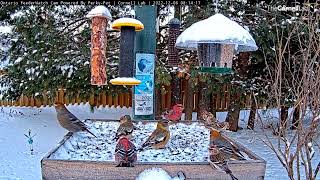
110 18 144 86
167 18 181 67
87 6 112 86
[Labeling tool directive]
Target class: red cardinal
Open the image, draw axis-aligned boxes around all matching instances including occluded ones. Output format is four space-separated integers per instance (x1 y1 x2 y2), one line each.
162 104 184 122
115 136 137 167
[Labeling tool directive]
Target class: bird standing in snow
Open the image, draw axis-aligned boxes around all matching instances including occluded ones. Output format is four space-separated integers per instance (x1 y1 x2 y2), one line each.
208 144 238 180
162 104 184 122
139 119 170 150
210 128 245 161
200 110 229 130
54 103 96 138
115 115 134 140
115 136 137 167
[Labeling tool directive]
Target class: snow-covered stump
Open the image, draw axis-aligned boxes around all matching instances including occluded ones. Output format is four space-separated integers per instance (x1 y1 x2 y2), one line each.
41 120 266 180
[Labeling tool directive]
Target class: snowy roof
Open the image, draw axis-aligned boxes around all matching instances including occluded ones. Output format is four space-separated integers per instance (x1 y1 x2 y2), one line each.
86 6 112 20
175 13 258 52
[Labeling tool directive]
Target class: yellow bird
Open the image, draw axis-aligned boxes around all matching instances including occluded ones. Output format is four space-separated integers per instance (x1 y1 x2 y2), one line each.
139 120 170 151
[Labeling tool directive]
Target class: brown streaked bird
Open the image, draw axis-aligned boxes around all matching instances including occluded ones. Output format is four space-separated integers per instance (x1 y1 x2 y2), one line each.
139 119 170 151
115 136 137 167
208 144 239 180
54 102 96 138
201 110 230 130
210 128 245 161
115 115 134 141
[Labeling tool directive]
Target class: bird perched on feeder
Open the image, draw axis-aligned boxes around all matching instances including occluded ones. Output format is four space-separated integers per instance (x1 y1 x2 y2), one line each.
162 104 184 122
139 120 170 151
54 102 97 138
210 128 245 161
115 136 137 167
115 115 134 141
208 144 239 180
201 110 229 130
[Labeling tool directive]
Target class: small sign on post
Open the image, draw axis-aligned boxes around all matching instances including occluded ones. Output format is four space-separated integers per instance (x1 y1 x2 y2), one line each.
134 53 155 116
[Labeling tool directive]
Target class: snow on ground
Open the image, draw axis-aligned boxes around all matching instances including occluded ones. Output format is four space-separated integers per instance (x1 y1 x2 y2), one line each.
0 104 318 180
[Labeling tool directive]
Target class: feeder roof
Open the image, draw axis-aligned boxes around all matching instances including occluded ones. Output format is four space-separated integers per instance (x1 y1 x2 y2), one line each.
175 13 258 52
86 6 112 20
112 18 144 31
109 77 141 86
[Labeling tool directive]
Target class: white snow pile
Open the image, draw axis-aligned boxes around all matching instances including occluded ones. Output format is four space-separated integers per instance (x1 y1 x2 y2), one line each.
49 121 210 162
136 167 185 180
86 5 112 20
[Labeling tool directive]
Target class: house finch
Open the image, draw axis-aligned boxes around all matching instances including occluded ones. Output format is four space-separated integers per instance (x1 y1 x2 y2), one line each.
210 128 245 161
115 136 137 167
139 120 170 151
208 144 238 180
54 103 97 138
162 104 184 122
115 115 134 141
201 110 230 130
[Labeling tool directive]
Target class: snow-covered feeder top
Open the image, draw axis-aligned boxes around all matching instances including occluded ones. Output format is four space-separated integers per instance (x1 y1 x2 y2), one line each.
109 77 141 86
86 5 112 20
175 13 258 52
112 18 144 31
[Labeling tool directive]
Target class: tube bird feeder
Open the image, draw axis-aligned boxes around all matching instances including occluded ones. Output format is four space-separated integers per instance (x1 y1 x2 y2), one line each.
87 6 112 86
168 18 181 67
109 18 144 86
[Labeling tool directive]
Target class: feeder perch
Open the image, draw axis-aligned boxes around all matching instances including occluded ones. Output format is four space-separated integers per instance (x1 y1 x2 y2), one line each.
87 6 112 86
176 13 258 74
110 18 144 86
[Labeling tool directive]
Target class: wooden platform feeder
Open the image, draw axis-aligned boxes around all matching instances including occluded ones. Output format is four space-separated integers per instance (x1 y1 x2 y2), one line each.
41 120 266 180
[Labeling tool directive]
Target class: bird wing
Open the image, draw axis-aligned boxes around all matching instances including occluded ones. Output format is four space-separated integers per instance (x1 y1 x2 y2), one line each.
142 128 167 147
116 122 133 137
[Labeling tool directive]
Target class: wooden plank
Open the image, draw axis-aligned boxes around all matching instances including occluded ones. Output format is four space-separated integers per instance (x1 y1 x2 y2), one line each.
89 94 95 106
42 160 265 180
107 95 113 107
119 93 124 108
19 96 24 106
129 92 132 108
166 86 171 109
43 93 48 107
30 97 35 107
113 95 119 107
23 95 29 107
76 93 81 105
35 98 42 108
95 94 100 108
101 93 107 107
124 93 130 107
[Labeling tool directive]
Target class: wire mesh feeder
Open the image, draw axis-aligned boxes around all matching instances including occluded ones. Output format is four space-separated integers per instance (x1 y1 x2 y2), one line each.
176 13 258 74
197 43 235 74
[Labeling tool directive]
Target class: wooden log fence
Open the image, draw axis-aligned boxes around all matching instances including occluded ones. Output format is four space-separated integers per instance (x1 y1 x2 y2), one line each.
0 83 260 112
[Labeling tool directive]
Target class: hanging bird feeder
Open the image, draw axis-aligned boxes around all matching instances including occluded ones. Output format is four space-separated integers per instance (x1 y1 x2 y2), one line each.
167 18 181 67
87 6 112 85
176 13 258 74
109 17 144 86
